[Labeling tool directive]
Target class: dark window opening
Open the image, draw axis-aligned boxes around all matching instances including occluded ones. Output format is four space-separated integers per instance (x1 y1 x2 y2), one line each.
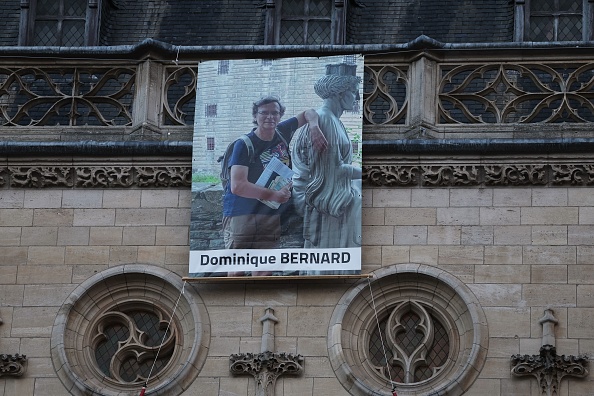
218 60 229 75
20 0 100 46
343 54 357 65
205 104 217 118
207 137 215 150
265 0 346 45
517 0 591 41
280 0 332 44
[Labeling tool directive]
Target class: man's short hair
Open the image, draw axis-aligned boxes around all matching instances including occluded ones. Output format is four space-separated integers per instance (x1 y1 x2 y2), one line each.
252 96 286 118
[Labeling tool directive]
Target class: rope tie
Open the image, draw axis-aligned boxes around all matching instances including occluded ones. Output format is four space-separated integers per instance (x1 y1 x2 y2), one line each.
139 280 186 395
367 276 397 395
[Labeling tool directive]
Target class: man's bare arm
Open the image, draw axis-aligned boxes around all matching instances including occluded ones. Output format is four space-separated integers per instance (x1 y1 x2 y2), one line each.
295 109 328 152
230 165 291 203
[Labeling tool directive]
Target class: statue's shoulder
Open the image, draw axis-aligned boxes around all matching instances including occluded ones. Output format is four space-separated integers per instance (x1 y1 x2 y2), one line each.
317 107 332 117
317 107 339 123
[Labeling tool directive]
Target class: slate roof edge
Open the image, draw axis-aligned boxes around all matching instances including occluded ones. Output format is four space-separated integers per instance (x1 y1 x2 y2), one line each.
2 36 594 59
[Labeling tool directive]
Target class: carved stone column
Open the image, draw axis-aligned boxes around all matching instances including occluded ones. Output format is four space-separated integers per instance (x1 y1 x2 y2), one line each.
511 309 588 396
408 55 438 137
131 59 166 139
230 308 304 396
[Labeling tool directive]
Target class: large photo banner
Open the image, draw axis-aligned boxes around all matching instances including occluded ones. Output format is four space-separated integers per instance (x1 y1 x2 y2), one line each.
189 55 363 277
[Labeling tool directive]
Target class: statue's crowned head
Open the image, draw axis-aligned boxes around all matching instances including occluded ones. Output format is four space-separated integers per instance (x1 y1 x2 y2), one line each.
314 63 361 99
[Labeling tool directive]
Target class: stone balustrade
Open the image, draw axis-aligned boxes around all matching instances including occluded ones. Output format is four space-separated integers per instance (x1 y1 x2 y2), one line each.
3 40 594 143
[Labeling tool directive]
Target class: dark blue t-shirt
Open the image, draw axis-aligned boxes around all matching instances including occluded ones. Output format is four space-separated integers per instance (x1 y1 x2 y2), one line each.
223 117 298 217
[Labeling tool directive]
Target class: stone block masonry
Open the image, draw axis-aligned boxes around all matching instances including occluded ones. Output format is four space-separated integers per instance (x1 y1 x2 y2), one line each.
1 183 593 395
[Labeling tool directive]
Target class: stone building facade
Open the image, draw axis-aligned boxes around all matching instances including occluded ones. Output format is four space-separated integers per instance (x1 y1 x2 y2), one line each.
1 1 594 396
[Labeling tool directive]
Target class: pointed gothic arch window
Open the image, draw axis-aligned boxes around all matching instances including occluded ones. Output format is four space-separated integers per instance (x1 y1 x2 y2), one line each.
264 0 347 45
19 0 101 46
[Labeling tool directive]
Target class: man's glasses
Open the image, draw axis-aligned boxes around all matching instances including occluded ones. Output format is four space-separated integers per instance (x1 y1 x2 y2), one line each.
257 111 281 117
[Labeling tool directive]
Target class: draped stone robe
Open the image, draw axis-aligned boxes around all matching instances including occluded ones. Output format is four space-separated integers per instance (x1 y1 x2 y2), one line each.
291 107 361 248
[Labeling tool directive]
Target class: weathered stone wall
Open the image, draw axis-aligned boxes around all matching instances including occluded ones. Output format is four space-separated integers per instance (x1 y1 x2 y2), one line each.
361 185 594 395
1 182 593 395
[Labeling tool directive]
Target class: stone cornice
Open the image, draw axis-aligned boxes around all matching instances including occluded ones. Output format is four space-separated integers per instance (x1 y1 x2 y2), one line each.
2 36 594 60
0 160 191 188
3 160 594 188
363 163 594 187
3 139 594 188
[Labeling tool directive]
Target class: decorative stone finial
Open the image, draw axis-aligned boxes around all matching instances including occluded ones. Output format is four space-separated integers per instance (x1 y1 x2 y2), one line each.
511 309 588 396
230 308 304 396
539 309 559 347
259 307 279 353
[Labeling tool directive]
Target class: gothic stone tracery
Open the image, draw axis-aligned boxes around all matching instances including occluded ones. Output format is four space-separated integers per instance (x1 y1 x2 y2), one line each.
2 162 594 188
363 163 594 187
0 165 191 188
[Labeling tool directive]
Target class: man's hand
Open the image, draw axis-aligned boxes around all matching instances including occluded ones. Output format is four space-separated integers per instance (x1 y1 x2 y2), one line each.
272 182 292 203
310 125 328 152
300 109 327 152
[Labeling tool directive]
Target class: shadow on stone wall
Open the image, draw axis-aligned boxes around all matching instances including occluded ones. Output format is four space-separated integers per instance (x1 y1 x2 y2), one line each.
190 183 305 251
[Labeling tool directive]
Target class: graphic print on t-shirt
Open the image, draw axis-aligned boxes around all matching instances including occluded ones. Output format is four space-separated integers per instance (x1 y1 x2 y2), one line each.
259 142 290 168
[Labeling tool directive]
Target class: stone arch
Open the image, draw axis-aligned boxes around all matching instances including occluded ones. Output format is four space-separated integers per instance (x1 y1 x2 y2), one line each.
51 264 210 396
328 263 488 396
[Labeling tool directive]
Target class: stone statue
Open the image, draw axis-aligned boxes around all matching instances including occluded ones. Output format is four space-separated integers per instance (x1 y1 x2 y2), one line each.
291 63 362 249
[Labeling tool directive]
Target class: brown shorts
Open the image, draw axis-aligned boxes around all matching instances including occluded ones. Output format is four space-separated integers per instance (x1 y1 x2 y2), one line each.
222 214 280 249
